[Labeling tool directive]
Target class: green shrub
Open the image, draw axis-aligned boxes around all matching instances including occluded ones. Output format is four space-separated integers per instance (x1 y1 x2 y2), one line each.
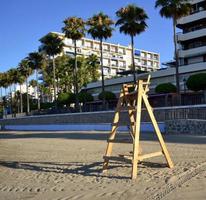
41 102 54 109
186 73 206 91
155 83 176 94
78 92 93 103
98 91 116 101
57 92 75 106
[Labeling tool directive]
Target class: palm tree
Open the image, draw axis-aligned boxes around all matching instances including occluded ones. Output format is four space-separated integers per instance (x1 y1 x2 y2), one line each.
18 59 33 115
62 17 86 111
0 73 4 103
116 4 148 83
7 68 17 116
39 32 64 102
7 68 20 116
155 0 191 101
85 54 100 82
28 52 46 110
87 12 114 108
1 72 10 117
16 73 26 113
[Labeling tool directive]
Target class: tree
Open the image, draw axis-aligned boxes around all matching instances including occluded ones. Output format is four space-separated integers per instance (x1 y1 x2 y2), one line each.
155 0 191 101
98 91 116 101
85 54 100 82
55 54 73 93
116 4 148 83
16 73 26 113
0 72 10 117
57 92 75 107
77 91 93 103
155 83 177 94
18 59 33 114
87 12 114 108
62 17 86 111
39 32 64 102
7 68 20 116
28 52 46 110
186 73 206 103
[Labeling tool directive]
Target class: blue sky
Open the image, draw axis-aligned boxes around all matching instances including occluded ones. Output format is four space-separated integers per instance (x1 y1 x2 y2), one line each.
0 0 174 72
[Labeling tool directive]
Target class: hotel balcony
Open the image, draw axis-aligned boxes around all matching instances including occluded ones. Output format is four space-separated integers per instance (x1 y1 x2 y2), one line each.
177 28 206 41
178 45 206 58
177 10 206 27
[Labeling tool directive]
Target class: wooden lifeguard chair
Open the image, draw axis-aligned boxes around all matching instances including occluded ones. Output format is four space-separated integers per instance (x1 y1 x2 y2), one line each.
103 75 174 179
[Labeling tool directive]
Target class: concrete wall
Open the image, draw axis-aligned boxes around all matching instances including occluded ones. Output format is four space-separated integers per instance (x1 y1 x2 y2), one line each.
165 119 206 135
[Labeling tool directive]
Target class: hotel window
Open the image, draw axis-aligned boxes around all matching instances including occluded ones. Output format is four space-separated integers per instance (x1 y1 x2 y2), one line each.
141 52 146 58
147 53 152 59
93 43 100 49
111 68 117 75
103 59 109 66
154 62 158 67
103 44 109 51
135 58 140 62
65 38 73 45
103 67 109 75
111 60 117 66
154 54 159 60
147 61 152 66
76 40 82 47
141 60 147 65
119 61 126 68
85 41 92 48
111 46 117 52
118 48 124 54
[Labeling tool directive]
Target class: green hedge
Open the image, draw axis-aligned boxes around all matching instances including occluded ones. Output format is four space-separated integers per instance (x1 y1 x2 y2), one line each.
57 92 75 106
77 92 93 103
186 73 206 91
155 83 177 94
98 91 116 101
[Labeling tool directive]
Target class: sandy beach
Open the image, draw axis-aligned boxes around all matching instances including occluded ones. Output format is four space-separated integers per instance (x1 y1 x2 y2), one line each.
0 131 205 200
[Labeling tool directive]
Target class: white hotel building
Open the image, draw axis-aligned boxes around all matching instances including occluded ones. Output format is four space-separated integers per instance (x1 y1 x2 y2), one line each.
51 32 160 78
177 0 206 72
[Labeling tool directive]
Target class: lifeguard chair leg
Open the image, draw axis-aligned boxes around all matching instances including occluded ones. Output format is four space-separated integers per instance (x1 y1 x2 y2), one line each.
142 94 174 168
131 81 143 179
103 90 123 172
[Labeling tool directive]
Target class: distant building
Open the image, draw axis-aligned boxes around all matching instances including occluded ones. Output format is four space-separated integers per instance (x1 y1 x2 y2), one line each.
42 32 160 79
15 84 37 98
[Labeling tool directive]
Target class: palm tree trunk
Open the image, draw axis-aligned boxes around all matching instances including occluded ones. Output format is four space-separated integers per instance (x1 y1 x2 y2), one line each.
74 40 80 111
9 85 13 117
131 35 136 83
52 56 57 103
0 87 2 102
100 39 106 109
36 69 40 110
4 88 7 118
173 18 181 105
0 87 4 118
20 84 23 113
26 77 30 115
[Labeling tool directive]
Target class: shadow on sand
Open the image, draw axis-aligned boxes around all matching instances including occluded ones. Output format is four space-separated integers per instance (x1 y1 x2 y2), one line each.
0 160 167 180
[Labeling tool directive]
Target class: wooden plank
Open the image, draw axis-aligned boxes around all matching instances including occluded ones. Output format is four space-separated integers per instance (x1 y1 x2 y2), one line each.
132 80 143 179
107 139 132 144
139 151 163 161
142 93 174 169
103 156 131 163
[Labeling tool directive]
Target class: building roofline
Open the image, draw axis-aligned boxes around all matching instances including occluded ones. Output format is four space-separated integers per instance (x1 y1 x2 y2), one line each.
48 31 160 55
